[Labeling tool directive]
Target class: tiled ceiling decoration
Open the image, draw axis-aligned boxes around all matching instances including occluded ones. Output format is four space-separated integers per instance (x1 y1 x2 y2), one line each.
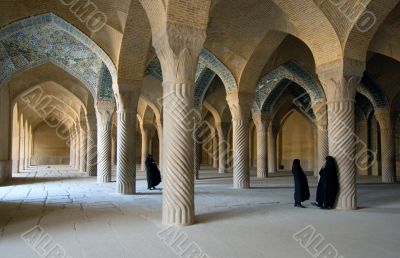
0 13 116 100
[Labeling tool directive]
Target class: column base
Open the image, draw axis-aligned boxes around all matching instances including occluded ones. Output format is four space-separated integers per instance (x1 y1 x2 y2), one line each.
382 176 396 183
234 180 250 189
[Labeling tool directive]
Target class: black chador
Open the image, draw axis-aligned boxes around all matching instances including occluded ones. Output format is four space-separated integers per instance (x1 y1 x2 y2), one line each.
314 156 339 209
145 155 161 190
292 159 310 208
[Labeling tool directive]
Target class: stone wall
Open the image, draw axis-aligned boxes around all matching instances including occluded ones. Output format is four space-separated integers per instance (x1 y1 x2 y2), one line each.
278 110 314 171
33 123 69 165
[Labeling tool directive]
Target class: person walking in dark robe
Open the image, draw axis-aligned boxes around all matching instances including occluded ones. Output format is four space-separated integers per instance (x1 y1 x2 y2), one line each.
292 159 310 208
313 156 339 209
145 154 161 190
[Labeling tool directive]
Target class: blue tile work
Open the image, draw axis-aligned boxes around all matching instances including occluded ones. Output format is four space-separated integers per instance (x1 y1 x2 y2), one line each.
198 48 237 91
144 58 162 81
194 68 216 109
358 72 388 108
0 13 116 100
254 61 325 113
261 80 314 118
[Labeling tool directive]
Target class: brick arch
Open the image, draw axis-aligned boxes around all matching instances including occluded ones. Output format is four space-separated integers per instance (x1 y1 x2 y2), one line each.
145 48 237 109
344 0 399 62
253 61 325 112
198 49 238 91
357 72 388 109
0 13 116 100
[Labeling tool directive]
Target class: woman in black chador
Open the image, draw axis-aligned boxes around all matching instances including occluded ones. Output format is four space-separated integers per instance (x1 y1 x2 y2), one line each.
145 154 161 190
292 159 310 208
313 156 339 209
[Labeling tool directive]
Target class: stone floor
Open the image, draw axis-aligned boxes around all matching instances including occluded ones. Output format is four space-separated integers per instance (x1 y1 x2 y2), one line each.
0 165 399 258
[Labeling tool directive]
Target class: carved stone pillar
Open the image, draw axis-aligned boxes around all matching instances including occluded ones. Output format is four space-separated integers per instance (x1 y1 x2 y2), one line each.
212 132 218 168
115 81 140 194
153 25 205 225
140 123 151 172
375 109 396 183
70 131 75 168
253 112 269 178
18 114 25 171
216 122 229 174
355 114 369 176
194 114 202 180
86 114 97 176
227 92 253 189
24 120 29 169
74 124 80 170
318 61 363 210
267 124 277 174
95 100 115 183
313 101 329 174
79 122 87 172
156 119 163 172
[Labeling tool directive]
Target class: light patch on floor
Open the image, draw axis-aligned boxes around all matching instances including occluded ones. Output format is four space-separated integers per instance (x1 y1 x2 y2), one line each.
0 166 399 258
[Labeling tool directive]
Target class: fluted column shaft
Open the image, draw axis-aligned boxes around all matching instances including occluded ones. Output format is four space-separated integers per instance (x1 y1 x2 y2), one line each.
70 133 75 168
227 92 253 189
116 106 137 194
79 125 87 172
24 120 29 169
253 112 269 178
216 122 229 174
86 115 97 176
194 116 201 179
140 125 150 171
318 64 363 210
313 101 329 175
96 101 114 183
327 100 356 209
212 133 218 168
19 115 25 171
376 109 396 183
153 25 206 225
355 116 368 176
267 124 277 174
156 121 163 172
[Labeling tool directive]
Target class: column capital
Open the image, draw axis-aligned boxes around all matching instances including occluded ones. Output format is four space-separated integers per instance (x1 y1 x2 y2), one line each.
115 80 141 113
317 58 365 102
226 91 254 122
152 23 206 84
375 108 392 130
96 100 115 125
252 111 271 131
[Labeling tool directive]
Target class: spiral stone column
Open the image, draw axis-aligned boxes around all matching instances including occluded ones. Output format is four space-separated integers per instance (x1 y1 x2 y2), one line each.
75 125 81 170
79 123 87 172
18 114 24 171
86 114 97 176
253 112 269 178
355 114 369 176
375 109 396 183
194 115 202 179
140 124 151 172
318 61 363 210
212 133 218 168
95 100 114 183
114 82 140 194
267 124 277 174
216 122 229 174
24 120 29 169
70 132 75 168
156 120 163 172
153 24 206 225
227 92 253 189
313 101 329 173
